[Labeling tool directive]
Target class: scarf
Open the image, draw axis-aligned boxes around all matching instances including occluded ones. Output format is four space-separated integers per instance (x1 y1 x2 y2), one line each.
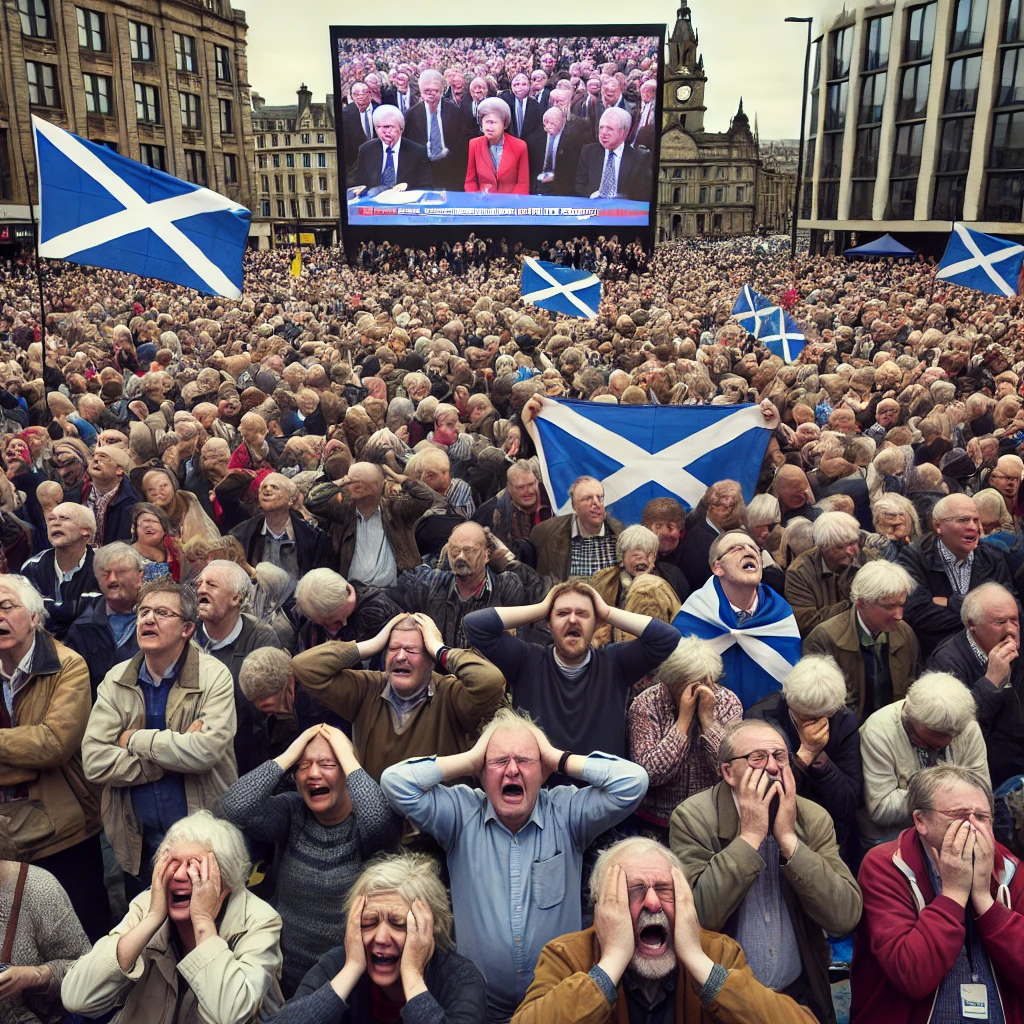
87 481 119 546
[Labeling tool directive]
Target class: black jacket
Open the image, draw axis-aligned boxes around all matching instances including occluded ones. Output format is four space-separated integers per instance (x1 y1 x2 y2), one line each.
294 582 402 652
574 141 652 202
898 534 1017 657
353 137 433 191
64 596 140 697
930 629 1024 788
677 518 718 593
21 546 100 641
82 477 140 546
231 511 335 578
182 461 216 520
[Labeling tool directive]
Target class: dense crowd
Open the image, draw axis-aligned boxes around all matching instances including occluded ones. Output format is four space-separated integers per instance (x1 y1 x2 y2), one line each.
1 233 1024 1024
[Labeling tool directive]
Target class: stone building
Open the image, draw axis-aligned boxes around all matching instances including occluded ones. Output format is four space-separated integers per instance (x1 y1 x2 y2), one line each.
249 85 337 249
0 0 254 248
758 143 799 235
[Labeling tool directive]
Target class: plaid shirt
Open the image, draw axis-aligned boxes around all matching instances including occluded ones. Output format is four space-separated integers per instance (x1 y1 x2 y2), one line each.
569 518 618 578
937 539 975 595
627 681 743 826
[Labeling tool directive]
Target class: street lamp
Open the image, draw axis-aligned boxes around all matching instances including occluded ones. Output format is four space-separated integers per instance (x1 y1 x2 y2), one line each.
786 16 814 261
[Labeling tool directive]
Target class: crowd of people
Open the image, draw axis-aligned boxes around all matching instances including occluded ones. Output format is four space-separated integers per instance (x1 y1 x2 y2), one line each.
337 36 658 201
1 231 1024 1024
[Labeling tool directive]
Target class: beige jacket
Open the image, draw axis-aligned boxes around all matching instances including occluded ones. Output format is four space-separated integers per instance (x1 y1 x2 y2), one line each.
82 643 237 875
61 885 283 1024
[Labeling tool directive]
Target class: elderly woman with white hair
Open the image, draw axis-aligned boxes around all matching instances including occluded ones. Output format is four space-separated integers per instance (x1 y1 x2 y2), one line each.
266 852 486 1024
62 810 284 1023
747 655 863 861
628 637 742 838
858 671 991 848
744 492 786 594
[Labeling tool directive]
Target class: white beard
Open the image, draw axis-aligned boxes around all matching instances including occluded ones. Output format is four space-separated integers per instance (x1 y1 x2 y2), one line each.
628 947 677 979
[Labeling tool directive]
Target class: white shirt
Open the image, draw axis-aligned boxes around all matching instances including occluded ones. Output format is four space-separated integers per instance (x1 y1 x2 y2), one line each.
201 614 244 651
379 138 402 175
1 637 36 718
592 142 625 198
358 106 373 138
54 549 88 605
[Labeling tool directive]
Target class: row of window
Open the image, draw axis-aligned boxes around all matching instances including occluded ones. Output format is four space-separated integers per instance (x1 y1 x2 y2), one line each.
260 174 331 193
17 0 233 81
256 133 327 148
258 198 332 218
256 152 328 169
662 166 752 180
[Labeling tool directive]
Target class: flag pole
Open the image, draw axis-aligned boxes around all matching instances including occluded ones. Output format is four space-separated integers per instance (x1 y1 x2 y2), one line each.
19 113 50 412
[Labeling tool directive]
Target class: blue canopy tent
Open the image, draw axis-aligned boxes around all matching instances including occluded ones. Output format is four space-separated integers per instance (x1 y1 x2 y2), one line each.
843 233 916 260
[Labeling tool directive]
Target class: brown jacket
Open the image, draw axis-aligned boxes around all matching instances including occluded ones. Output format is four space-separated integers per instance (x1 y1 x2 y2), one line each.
803 605 918 721
0 629 101 861
530 513 624 583
784 544 876 636
291 640 505 781
512 925 818 1024
304 474 435 577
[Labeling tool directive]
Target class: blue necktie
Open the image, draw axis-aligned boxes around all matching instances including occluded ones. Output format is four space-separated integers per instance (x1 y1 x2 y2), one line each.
381 146 395 188
517 100 524 135
543 135 555 173
599 151 617 197
428 109 441 159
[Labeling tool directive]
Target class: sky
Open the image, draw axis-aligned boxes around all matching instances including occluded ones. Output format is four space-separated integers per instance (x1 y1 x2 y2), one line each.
241 0 834 139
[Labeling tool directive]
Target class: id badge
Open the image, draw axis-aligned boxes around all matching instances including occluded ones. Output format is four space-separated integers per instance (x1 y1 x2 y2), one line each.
961 983 989 1020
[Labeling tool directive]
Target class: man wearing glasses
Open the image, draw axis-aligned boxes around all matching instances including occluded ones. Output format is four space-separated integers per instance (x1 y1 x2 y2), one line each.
899 494 1017 658
82 579 237 896
852 765 1024 1023
669 719 862 1024
380 707 647 1023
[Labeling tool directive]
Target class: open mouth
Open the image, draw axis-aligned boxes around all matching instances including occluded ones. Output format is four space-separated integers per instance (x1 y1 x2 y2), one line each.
371 953 400 969
139 627 159 639
502 783 524 801
307 785 331 799
197 594 212 607
740 555 759 571
170 890 192 907
564 627 582 640
638 923 668 955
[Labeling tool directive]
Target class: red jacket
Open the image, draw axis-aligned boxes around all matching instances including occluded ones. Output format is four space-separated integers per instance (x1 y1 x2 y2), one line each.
464 134 529 195
851 826 1024 1024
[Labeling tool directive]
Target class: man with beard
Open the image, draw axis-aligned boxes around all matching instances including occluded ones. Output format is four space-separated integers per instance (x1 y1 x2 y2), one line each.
473 459 553 564
463 580 678 773
513 837 818 1023
291 611 505 782
669 720 862 1024
389 522 544 648
678 481 746 593
381 708 648 1023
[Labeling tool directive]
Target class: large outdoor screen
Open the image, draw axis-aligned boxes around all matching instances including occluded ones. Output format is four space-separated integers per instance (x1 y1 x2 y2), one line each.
330 26 663 235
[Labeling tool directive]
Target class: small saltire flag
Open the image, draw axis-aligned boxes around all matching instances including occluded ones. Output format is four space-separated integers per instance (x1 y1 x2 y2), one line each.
521 257 601 320
673 576 801 709
935 223 1024 298
290 249 302 277
757 306 806 363
32 115 250 298
524 398 773 526
731 284 778 336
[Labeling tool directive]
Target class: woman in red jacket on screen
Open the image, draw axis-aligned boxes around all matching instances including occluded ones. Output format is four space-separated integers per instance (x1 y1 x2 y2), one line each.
464 97 529 196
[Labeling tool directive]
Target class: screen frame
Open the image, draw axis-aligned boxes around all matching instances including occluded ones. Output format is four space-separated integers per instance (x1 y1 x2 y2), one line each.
329 23 665 256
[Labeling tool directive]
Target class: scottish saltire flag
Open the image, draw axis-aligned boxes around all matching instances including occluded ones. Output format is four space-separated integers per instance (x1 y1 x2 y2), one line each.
936 223 1024 298
524 398 773 526
32 115 250 298
732 284 778 335
521 257 601 319
758 307 806 363
673 577 801 708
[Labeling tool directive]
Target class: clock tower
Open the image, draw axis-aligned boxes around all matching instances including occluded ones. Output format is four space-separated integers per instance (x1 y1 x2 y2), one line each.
664 4 707 134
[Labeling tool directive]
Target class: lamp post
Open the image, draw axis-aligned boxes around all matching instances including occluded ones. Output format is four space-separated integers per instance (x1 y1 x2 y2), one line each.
786 16 814 261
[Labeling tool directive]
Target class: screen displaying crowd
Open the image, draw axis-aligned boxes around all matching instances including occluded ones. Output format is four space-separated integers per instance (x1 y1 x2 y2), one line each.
4 233 1024 1023
334 33 659 227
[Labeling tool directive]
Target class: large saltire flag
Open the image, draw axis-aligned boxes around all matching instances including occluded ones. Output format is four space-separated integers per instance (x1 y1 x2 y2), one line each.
731 284 779 336
757 306 806 363
32 114 250 298
935 223 1024 298
524 398 774 526
521 257 601 319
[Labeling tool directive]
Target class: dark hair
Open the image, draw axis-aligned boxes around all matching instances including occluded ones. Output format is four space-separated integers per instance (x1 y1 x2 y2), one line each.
137 578 198 624
130 501 174 540
546 580 597 617
641 497 685 528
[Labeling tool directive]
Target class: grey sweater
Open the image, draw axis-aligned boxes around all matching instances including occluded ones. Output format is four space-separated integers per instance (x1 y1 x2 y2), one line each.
218 760 402 995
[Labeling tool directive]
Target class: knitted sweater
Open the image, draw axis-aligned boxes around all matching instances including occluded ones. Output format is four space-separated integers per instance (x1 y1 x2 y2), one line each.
218 760 402 995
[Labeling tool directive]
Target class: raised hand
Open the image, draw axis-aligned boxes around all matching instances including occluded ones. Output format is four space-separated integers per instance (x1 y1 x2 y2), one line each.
735 765 777 851
187 852 228 926
411 613 444 657
971 819 996 915
937 819 976 906
274 723 326 772
401 899 436 987
593 863 635 986
794 716 829 766
771 764 799 858
145 849 176 925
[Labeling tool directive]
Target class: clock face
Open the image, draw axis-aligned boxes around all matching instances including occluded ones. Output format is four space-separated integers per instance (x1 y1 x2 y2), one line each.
676 84 692 103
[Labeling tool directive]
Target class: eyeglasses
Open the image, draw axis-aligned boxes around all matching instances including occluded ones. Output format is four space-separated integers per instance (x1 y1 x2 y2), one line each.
297 759 338 772
925 807 993 825
938 515 981 526
486 755 539 770
137 606 183 622
726 748 790 769
626 882 675 904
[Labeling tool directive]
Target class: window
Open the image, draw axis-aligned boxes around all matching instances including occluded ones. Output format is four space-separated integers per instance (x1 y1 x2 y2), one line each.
999 47 1024 106
818 181 840 219
984 173 1024 220
825 81 849 130
821 132 845 177
174 33 197 73
317 132 325 144
260 174 269 192
945 56 982 112
892 122 925 175
284 134 291 146
714 187 724 202
898 65 931 120
271 133 279 147
317 153 327 168
853 126 881 175
830 26 853 78
272 154 280 168
859 73 887 124
183 150 207 185
933 175 968 218
699 166 709 178
179 93 201 130
318 175 327 190
699 186 707 203
219 99 233 133
990 111 1024 168
214 45 231 82
715 166 725 179
273 174 282 192
276 199 286 217
950 0 988 52
735 186 745 202
83 73 111 114
223 153 238 183
25 62 59 107
905 2 937 61
18 0 50 38
303 176 312 192
129 21 153 61
302 153 311 168
320 198 331 216
257 154 267 169
260 199 271 217
134 83 160 123
850 180 875 218
305 199 315 217
1009 0 1023 41
864 15 892 70
809 37 822 133
139 144 165 170
287 173 296 192
290 199 299 217
76 8 105 51
735 167 742 179
887 177 917 217
301 133 310 144
938 116 975 170
285 154 295 168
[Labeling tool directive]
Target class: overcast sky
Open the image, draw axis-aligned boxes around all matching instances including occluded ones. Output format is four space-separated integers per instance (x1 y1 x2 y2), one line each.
242 0 834 139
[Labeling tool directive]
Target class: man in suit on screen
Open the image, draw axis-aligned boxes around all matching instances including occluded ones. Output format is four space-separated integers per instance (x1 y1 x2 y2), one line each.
404 69 469 191
500 73 543 141
341 82 380 179
574 107 652 203
352 105 433 192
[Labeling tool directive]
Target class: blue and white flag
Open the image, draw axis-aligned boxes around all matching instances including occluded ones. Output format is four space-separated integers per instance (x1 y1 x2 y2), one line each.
673 576 801 709
731 284 778 336
521 257 601 319
758 307 806 363
32 115 250 298
524 398 773 526
936 222 1024 299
